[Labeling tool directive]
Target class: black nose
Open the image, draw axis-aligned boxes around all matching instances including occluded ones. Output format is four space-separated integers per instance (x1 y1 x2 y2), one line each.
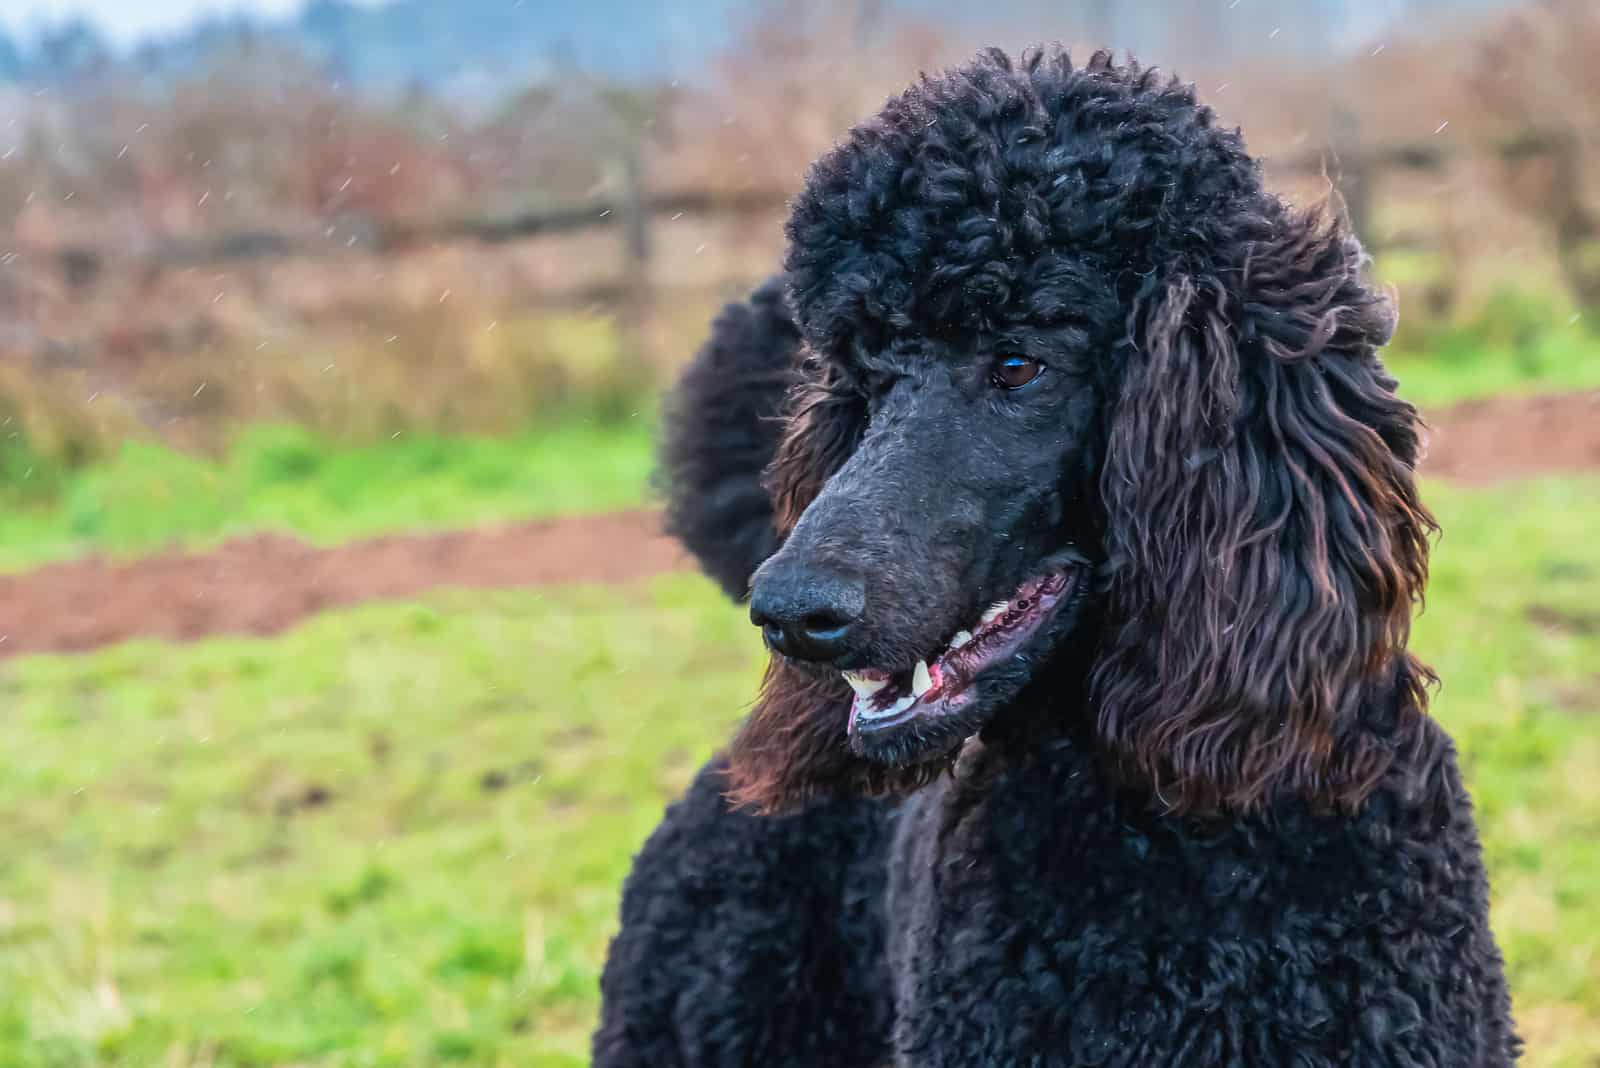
748 560 865 663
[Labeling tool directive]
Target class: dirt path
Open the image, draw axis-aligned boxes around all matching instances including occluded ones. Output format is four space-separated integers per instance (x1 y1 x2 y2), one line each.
0 390 1595 661
1421 390 1600 483
0 510 687 660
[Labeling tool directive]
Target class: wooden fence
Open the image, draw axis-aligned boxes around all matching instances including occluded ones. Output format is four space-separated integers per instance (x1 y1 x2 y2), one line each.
40 127 1600 314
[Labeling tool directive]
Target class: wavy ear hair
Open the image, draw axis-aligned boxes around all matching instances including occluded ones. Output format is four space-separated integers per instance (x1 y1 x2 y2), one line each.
1093 203 1439 814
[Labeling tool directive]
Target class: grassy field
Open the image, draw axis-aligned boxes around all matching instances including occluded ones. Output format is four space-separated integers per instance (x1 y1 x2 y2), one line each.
0 475 1595 1067
0 323 1597 572
1385 312 1600 410
0 417 654 572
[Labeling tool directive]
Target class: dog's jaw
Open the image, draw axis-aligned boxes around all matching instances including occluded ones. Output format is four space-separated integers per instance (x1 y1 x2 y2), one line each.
842 554 1089 767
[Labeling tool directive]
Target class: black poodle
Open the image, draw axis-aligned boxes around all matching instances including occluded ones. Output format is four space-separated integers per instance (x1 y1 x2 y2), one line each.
594 49 1518 1066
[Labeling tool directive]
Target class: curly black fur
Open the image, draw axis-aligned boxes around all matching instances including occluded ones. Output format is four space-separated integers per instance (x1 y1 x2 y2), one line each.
598 48 1519 1066
657 275 801 600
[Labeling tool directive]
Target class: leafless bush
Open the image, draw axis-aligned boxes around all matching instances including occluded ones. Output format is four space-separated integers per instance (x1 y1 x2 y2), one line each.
4 2 1599 464
1469 0 1600 310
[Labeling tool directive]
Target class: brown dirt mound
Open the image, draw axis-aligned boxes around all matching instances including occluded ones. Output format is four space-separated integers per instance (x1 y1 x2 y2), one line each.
0 510 687 661
0 390 1594 661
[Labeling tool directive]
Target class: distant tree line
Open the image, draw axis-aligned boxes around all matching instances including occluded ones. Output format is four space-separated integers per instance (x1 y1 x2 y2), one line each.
0 0 1524 96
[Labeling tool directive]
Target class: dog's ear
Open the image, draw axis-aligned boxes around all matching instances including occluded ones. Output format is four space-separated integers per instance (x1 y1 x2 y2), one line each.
658 277 802 600
1092 204 1437 814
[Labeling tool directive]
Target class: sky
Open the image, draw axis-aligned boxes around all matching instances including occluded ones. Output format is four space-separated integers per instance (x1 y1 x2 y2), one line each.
0 0 381 45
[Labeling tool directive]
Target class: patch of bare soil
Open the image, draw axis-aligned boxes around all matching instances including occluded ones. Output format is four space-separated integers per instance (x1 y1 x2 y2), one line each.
0 510 686 660
0 390 1595 660
1421 389 1600 483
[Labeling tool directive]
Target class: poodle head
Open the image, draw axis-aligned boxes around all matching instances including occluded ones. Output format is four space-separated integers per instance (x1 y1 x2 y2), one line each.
729 48 1435 815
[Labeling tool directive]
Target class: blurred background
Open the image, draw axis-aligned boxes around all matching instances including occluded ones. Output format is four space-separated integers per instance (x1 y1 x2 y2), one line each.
0 0 1595 1064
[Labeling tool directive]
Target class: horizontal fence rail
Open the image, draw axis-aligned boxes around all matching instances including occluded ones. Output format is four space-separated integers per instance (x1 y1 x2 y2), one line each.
19 127 1597 312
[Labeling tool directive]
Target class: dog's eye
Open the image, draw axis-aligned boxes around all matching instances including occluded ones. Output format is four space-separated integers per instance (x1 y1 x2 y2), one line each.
991 355 1044 390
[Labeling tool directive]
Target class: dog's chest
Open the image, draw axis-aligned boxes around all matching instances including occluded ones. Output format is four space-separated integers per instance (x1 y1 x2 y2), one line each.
878 744 1483 1067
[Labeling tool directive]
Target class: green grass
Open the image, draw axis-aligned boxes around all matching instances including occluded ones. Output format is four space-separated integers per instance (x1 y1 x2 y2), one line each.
1385 293 1600 409
0 416 655 572
3 304 1600 572
1386 329 1600 410
0 575 763 1067
0 476 1596 1066
1413 478 1600 1066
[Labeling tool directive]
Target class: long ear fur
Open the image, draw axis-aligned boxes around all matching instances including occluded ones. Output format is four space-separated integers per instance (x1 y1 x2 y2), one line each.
1093 204 1438 815
760 354 865 534
657 276 801 600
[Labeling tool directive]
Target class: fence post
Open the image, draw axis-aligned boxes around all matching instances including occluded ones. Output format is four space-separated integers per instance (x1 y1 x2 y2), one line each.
619 134 652 324
615 130 657 376
591 78 660 374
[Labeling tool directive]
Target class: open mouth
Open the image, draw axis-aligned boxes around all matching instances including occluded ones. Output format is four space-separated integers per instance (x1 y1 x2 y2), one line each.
842 564 1082 740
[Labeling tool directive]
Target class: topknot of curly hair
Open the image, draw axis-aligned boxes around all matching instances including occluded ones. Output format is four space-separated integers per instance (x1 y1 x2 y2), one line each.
784 47 1267 357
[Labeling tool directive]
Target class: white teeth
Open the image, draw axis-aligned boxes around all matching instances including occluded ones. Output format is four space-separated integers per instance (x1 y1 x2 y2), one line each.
911 660 934 697
842 671 888 699
949 630 973 649
980 602 1008 625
